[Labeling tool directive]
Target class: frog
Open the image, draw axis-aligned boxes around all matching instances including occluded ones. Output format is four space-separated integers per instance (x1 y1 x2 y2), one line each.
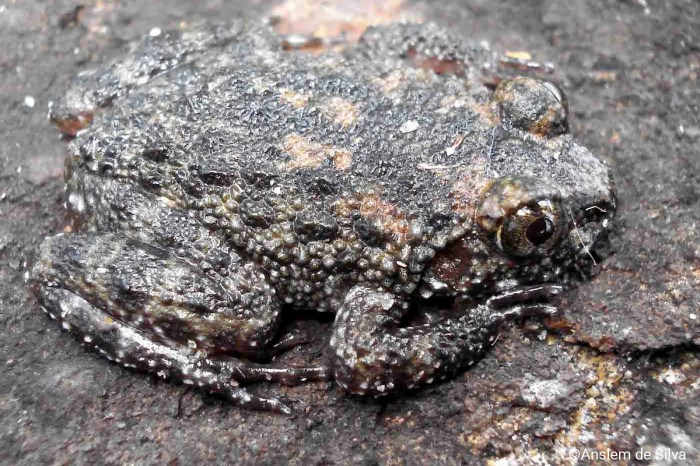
30 21 616 413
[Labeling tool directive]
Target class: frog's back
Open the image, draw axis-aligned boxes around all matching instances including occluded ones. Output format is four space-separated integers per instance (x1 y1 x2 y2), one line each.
69 25 500 242
65 22 588 311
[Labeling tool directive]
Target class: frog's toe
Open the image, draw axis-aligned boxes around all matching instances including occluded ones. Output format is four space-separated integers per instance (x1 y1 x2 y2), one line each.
263 331 311 360
213 383 296 415
201 355 330 386
491 304 560 325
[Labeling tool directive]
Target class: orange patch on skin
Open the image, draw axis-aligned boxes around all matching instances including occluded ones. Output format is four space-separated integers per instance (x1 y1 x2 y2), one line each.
428 238 474 286
333 149 353 170
50 111 94 136
436 96 499 129
333 197 361 218
436 95 468 114
320 97 361 129
406 48 464 76
335 192 409 239
372 68 432 97
280 134 353 170
473 102 499 125
280 88 310 109
450 162 490 216
270 0 424 49
372 69 405 95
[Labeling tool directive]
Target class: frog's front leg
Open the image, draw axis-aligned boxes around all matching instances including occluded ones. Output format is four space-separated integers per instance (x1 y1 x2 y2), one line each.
30 233 327 412
330 285 561 396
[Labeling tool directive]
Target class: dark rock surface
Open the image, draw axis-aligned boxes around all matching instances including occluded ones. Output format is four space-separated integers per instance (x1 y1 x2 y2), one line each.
1 1 697 464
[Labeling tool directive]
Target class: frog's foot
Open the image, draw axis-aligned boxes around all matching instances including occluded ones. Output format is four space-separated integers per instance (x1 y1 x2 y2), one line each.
330 285 562 397
29 232 300 413
485 284 562 324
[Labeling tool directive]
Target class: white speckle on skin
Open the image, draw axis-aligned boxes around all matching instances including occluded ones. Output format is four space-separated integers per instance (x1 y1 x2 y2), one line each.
83 336 93 343
149 27 162 37
23 96 35 108
379 294 395 311
67 193 85 213
399 120 419 133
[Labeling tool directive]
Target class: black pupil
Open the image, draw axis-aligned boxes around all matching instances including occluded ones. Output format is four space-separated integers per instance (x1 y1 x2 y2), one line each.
525 216 553 246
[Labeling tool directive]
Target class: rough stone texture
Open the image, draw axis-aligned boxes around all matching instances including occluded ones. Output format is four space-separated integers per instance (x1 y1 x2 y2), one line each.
1 1 698 465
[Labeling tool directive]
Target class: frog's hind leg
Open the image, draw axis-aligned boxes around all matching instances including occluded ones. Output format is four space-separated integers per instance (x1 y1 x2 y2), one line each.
69 171 317 359
34 283 292 413
30 233 326 412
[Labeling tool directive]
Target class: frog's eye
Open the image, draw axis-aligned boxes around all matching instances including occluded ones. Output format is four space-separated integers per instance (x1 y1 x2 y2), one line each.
497 201 562 257
492 77 569 137
477 177 564 258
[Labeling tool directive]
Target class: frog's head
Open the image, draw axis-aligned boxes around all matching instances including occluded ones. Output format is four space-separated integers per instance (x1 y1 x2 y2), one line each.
422 77 616 302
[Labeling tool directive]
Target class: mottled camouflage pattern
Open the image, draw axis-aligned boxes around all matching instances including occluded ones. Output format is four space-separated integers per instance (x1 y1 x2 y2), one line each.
31 21 615 413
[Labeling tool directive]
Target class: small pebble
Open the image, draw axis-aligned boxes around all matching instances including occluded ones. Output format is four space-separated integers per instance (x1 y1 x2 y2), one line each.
400 120 419 133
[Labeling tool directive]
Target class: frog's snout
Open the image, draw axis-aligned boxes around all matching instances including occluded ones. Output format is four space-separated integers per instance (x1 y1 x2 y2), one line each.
567 194 617 266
